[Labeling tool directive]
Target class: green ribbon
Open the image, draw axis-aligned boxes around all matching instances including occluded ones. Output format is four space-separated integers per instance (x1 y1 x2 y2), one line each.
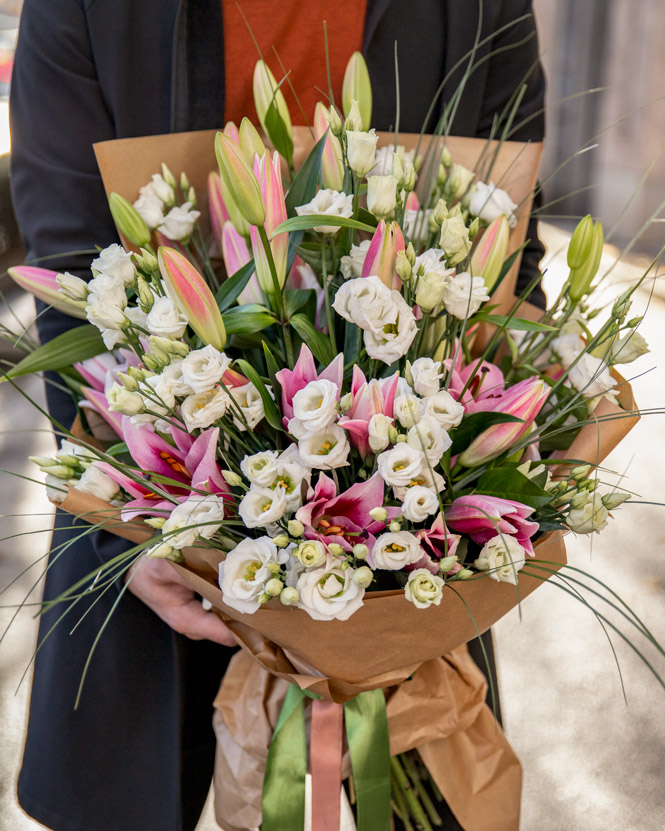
262 685 391 831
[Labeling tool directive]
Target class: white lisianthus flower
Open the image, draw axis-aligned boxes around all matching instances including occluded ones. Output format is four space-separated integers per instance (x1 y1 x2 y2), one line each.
241 450 280 487
362 292 418 364
568 354 616 399
138 373 177 417
415 270 448 312
392 463 446 501
368 413 394 453
609 330 649 365
76 463 121 502
87 273 128 309
133 192 165 229
124 305 148 331
229 382 265 430
56 271 89 301
238 486 288 529
393 394 423 428
345 129 378 177
157 202 201 241
219 536 289 614
469 180 518 228
407 415 452 464
295 189 354 234
298 424 350 470
86 302 128 331
414 248 452 279
371 531 424 570
551 333 585 368
294 539 327 568
404 209 432 243
162 493 226 549
161 359 195 397
106 382 145 416
474 535 527 585
423 390 465 430
377 444 425 488
296 559 365 621
405 569 445 608
271 456 310 511
441 272 489 319
180 345 231 394
439 214 472 265
147 173 175 204
332 274 393 330
101 328 128 350
288 379 339 439
367 174 398 219
410 358 443 397
45 474 69 504
340 239 371 279
145 296 188 339
401 486 440 523
566 491 609 534
445 163 475 200
180 387 231 431
91 244 137 286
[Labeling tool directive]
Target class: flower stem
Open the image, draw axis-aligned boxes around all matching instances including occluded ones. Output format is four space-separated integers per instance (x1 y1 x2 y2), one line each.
401 752 443 827
391 756 433 831
321 239 338 353
257 224 295 368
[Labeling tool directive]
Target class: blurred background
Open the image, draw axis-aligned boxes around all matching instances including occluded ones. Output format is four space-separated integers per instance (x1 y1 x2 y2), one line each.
1 2 664 829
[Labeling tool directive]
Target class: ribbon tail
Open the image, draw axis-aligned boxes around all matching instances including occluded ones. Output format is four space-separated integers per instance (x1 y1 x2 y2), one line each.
310 699 344 831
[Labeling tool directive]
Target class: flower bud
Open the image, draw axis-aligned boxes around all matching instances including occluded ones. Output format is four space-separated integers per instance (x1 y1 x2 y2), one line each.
457 568 474 580
440 145 452 168
352 566 374 588
438 555 458 573
570 464 592 481
569 221 604 302
272 534 290 549
258 593 271 605
388 520 402 532
369 506 387 522
46 464 76 479
148 542 182 561
468 217 480 240
280 586 299 606
367 174 398 219
567 214 593 269
180 171 190 193
470 214 510 292
142 354 163 372
127 366 147 383
214 132 266 228
239 117 266 165
339 392 353 413
221 469 243 487
136 277 155 311
265 577 283 597
187 186 197 207
160 163 177 190
405 242 416 267
601 491 630 510
387 425 400 444
395 250 412 283
107 382 145 415
287 519 305 538
109 192 151 247
145 517 166 529
29 455 58 468
253 60 293 143
116 371 138 391
342 52 372 130
353 543 369 560
327 542 345 558
328 105 343 136
139 247 159 271
433 199 448 227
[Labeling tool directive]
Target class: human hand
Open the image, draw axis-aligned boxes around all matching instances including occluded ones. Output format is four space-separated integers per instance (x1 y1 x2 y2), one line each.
125 557 237 647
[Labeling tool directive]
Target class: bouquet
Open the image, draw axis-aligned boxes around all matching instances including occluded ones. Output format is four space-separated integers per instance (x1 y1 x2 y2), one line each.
5 50 654 831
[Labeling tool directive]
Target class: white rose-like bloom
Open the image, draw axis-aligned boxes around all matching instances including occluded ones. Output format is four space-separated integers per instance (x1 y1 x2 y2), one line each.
101 328 128 349
414 248 452 280
157 202 201 241
401 486 440 523
296 558 365 621
295 540 327 568
91 244 137 286
161 359 195 397
340 240 371 279
87 273 128 309
271 459 310 511
295 189 353 234
551 333 585 368
133 192 165 229
568 353 616 399
474 535 527 585
86 302 128 331
441 272 489 319
56 271 89 301
445 163 475 200
439 214 472 265
363 292 418 364
139 372 177 414
219 536 289 614
107 382 145 416
392 462 446 501
162 493 226 549
332 274 393 331
345 129 379 177
180 345 231 394
372 531 424 570
377 444 425 487
180 387 231 431
147 172 175 204
229 382 265 430
423 390 465 430
298 424 350 470
145 296 188 339
241 450 279 487
566 491 609 534
288 379 339 438
405 569 445 609
609 330 649 365
410 358 443 397
368 413 393 453
76 463 121 502
407 415 452 463
469 180 518 228
415 270 448 312
394 394 423 428
367 174 398 219
238 485 288 529
124 305 148 331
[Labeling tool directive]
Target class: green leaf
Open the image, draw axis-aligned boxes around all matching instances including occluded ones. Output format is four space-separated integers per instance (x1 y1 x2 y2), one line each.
1 325 106 381
264 98 294 166
284 134 326 218
285 289 314 317
475 467 553 509
473 313 557 332
262 340 283 406
273 215 377 237
449 412 524 456
290 314 335 366
215 260 256 311
234 358 284 432
222 304 276 336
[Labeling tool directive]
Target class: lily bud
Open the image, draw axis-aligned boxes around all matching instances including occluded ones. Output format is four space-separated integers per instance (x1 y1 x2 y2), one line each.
280 586 299 606
352 566 374 588
253 59 293 148
313 102 344 190
569 220 603 302
249 150 288 293
239 117 267 166
221 469 243 487
287 519 305 538
158 247 227 350
8 266 88 319
342 52 372 130
214 131 266 228
567 215 593 269
361 220 405 290
470 214 510 292
109 192 152 247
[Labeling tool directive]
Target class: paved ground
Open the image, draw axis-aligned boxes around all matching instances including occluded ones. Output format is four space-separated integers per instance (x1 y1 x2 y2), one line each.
1 224 664 830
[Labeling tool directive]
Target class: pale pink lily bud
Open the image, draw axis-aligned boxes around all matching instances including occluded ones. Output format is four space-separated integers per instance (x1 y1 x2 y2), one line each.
249 151 288 294
342 51 372 131
238 117 266 167
458 377 549 467
313 102 344 191
253 60 292 147
470 214 510 292
221 221 263 305
360 220 405 290
208 172 230 250
8 265 88 318
157 247 226 350
223 120 240 145
214 131 265 231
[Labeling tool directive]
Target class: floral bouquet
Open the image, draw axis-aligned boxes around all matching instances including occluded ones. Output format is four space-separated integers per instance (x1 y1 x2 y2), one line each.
6 51 652 831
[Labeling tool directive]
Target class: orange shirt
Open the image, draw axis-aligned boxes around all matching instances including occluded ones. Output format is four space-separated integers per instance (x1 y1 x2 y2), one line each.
222 0 368 127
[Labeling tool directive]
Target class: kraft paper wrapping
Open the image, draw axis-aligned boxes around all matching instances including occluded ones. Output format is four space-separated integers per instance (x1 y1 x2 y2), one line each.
211 648 522 831
94 129 541 313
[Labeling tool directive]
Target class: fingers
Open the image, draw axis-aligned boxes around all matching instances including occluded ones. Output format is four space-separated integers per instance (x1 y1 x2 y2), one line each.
167 597 238 647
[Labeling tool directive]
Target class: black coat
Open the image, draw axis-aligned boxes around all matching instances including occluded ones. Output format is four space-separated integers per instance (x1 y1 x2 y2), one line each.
10 2 545 830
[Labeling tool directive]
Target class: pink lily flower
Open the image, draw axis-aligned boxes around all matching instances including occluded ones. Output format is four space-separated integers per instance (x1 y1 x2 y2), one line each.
405 191 419 212
208 172 231 253
457 359 505 406
74 353 123 392
361 220 405 290
80 387 124 438
275 344 344 423
446 494 538 556
458 376 549 467
8 265 88 319
470 214 510 291
338 365 399 457
313 102 344 191
250 150 288 294
414 513 462 574
221 221 264 305
296 472 398 554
